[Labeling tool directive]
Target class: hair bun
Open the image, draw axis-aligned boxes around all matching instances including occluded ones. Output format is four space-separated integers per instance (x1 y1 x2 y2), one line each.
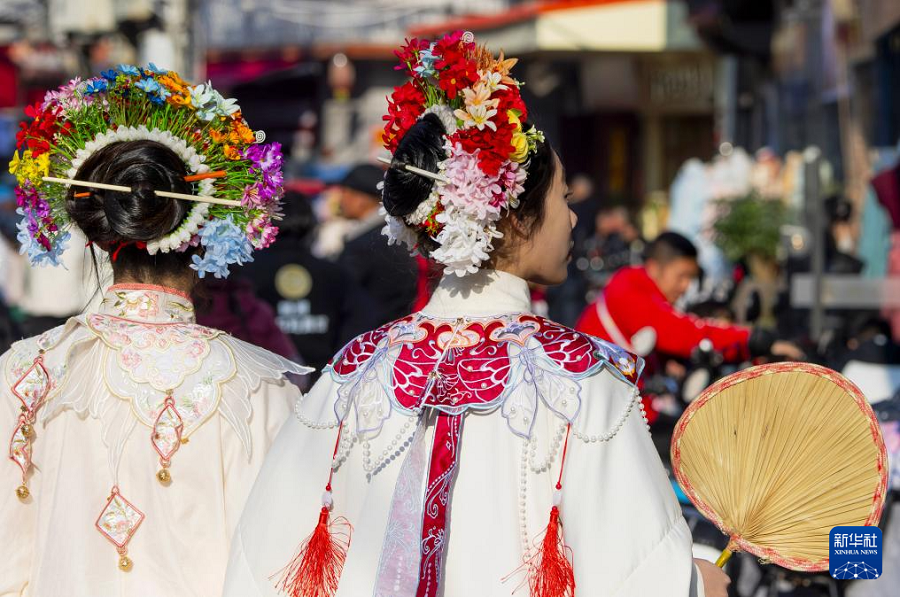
381 113 447 218
66 140 191 246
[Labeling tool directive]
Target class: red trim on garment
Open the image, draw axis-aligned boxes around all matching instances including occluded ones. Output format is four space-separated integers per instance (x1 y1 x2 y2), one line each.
107 283 192 302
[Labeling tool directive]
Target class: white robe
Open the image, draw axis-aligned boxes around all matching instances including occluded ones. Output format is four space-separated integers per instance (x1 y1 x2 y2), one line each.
224 270 706 596
0 284 308 597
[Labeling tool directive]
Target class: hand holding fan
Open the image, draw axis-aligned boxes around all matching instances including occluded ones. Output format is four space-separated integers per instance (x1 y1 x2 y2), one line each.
671 363 888 570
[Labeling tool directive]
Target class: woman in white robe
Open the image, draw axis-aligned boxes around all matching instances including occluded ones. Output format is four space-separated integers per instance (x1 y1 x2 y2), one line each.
2 83 307 595
1 285 305 597
223 32 730 595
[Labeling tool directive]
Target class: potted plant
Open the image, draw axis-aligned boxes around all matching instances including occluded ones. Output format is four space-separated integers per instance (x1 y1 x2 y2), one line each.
712 192 789 327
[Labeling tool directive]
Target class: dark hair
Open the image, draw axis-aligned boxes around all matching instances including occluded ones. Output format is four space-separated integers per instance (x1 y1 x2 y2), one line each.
381 113 556 260
645 231 698 264
65 140 196 281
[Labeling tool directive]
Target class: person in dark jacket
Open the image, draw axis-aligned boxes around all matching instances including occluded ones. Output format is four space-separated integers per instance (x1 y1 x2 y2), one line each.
246 191 376 378
336 164 419 324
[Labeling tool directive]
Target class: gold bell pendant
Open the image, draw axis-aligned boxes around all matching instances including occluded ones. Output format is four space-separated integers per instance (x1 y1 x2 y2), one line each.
15 484 30 500
156 467 171 484
118 548 133 572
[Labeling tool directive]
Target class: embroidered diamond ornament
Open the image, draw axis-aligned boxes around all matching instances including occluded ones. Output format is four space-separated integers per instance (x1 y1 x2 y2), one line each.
9 421 31 474
8 354 50 499
95 486 144 571
11 355 50 412
151 393 184 484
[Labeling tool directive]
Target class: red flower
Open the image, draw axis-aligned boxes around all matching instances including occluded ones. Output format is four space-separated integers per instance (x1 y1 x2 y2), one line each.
433 31 474 68
494 87 528 122
383 81 426 151
394 37 430 76
453 116 517 176
431 31 478 101
436 62 478 101
16 102 65 156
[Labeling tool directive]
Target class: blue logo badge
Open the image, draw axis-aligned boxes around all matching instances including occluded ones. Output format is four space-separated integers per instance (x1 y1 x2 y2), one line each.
830 526 882 580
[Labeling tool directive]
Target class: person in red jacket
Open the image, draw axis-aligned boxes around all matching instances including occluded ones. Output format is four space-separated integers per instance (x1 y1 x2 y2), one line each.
576 231 802 364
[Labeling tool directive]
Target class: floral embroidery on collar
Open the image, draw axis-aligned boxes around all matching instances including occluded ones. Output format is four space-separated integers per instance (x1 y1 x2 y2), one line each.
100 284 195 324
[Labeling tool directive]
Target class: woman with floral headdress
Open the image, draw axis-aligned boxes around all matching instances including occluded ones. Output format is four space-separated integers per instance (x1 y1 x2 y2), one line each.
1 66 310 596
223 33 730 597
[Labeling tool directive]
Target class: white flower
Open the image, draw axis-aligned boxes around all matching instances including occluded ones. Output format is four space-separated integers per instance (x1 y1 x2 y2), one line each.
420 104 458 135
381 208 419 253
431 207 498 277
453 82 499 131
405 191 440 226
479 70 508 92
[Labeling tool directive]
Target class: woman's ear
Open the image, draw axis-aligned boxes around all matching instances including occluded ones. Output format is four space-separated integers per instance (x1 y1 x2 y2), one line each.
507 212 532 240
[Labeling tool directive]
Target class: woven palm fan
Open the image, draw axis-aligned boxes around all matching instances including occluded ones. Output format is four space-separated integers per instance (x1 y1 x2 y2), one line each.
671 362 888 570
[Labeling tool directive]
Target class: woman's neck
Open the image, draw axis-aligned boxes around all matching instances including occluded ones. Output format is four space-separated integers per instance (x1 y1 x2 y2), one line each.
113 274 196 295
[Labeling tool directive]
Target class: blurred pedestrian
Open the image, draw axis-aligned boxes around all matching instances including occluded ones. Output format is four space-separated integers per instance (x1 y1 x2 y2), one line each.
246 191 376 378
577 231 803 364
336 163 418 324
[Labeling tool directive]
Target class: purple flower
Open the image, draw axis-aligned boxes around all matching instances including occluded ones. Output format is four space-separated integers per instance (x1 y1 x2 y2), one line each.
244 142 283 175
242 142 284 206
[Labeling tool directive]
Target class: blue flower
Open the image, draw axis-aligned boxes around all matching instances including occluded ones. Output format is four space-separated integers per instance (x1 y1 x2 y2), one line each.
101 69 118 81
84 78 108 94
145 63 168 75
135 78 161 94
118 64 141 77
15 215 70 268
190 216 254 279
414 44 439 77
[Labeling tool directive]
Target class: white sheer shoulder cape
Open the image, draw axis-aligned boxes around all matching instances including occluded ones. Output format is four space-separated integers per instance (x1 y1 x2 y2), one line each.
0 283 310 597
223 270 706 597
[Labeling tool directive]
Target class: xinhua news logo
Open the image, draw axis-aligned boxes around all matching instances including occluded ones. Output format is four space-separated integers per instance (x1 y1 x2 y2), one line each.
830 526 882 580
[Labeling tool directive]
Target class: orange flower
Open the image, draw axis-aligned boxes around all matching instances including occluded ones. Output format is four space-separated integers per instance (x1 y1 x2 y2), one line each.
492 51 518 86
223 145 242 160
158 72 188 94
209 129 228 144
232 121 255 144
167 93 191 107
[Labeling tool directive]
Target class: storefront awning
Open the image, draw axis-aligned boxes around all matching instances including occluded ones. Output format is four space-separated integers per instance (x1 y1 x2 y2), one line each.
410 0 703 54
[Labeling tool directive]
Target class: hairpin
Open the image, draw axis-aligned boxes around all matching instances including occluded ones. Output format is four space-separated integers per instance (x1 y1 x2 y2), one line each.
42 176 242 207
376 156 449 184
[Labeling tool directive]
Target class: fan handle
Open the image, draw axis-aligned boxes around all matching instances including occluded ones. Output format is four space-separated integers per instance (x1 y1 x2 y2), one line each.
715 548 733 568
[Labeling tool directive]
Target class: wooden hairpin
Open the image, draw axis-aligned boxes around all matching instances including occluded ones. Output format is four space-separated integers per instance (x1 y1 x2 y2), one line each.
42 176 242 207
376 156 449 184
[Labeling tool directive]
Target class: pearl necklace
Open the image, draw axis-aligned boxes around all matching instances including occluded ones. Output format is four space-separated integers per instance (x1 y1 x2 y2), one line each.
571 387 646 443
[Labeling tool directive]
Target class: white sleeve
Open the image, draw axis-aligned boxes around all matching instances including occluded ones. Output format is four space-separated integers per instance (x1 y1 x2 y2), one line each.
559 369 699 596
0 351 34 597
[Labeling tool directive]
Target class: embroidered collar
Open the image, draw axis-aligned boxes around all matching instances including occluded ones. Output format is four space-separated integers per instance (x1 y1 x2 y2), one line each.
99 283 196 324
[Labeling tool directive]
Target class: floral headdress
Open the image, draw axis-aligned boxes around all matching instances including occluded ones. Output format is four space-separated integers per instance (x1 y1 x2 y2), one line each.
381 31 545 277
9 64 285 278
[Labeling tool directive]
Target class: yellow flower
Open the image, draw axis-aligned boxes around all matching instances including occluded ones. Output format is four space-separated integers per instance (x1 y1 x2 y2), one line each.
34 152 50 179
8 150 50 185
508 111 529 162
507 110 523 132
8 151 21 177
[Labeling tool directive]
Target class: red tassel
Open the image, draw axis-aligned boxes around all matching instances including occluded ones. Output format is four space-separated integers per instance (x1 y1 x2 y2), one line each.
274 506 352 597
526 506 575 597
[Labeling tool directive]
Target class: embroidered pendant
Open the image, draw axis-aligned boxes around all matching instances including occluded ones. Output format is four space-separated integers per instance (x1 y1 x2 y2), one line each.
8 353 50 500
95 486 144 571
151 393 184 484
